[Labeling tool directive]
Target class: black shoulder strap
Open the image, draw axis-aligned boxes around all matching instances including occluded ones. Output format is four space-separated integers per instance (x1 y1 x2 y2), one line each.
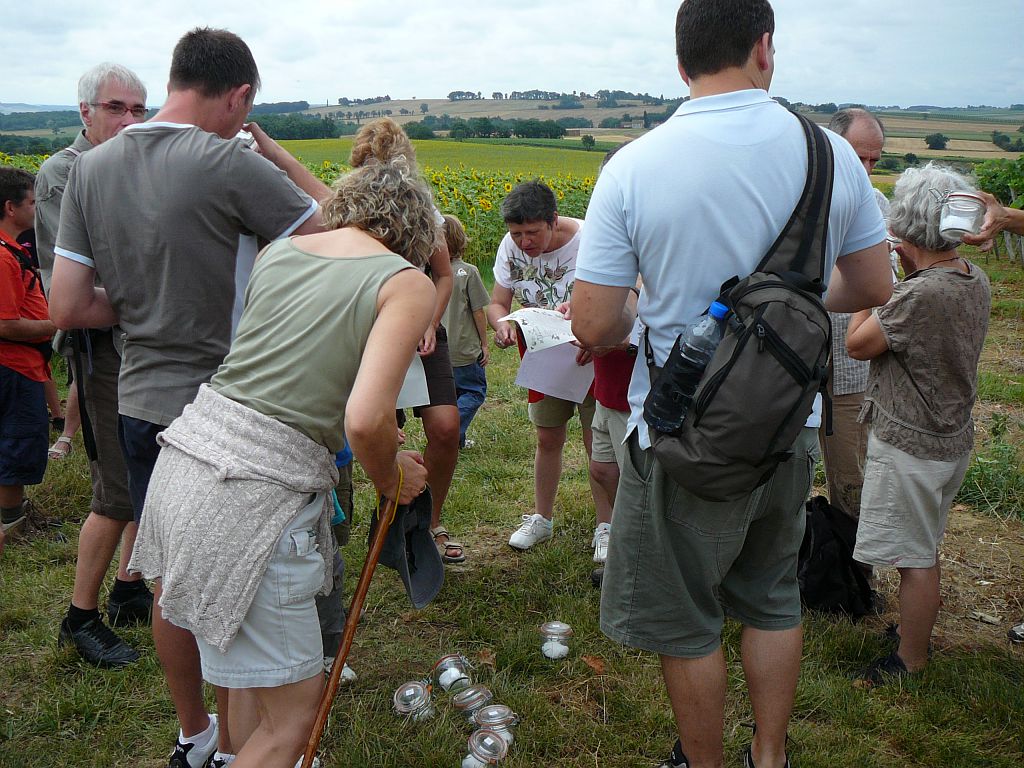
756 113 834 284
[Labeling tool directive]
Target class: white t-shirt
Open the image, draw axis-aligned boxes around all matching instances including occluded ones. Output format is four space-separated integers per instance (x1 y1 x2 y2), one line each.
493 219 583 308
576 90 886 449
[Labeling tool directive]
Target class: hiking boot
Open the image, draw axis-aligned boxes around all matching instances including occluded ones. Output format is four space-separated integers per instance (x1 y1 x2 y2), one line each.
592 522 611 563
658 738 690 768
856 650 911 687
508 513 552 550
107 587 154 627
58 615 140 668
1008 622 1024 644
169 714 218 768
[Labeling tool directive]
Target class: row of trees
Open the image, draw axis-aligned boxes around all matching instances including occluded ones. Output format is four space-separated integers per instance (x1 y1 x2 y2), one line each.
0 133 72 155
0 110 81 131
251 114 359 140
403 117 568 140
992 130 1024 152
336 96 392 106
447 89 668 104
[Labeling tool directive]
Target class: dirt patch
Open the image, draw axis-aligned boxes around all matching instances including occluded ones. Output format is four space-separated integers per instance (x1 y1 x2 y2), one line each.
867 504 1024 648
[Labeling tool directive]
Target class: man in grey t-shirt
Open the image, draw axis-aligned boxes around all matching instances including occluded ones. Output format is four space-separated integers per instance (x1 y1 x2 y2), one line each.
50 28 328 768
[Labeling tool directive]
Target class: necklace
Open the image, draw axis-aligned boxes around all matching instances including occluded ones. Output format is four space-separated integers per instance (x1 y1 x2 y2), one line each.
925 255 963 270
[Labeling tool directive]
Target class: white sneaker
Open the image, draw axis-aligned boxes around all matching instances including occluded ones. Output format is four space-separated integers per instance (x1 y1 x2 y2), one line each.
170 712 218 768
323 656 358 683
592 523 611 564
292 758 320 768
509 513 553 550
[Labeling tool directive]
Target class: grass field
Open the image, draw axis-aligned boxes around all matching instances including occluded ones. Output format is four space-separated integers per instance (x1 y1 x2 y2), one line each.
280 137 606 177
1 245 1022 766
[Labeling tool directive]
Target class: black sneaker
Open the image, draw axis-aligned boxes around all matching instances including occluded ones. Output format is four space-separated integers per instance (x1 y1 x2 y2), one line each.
658 739 689 768
107 588 154 627
744 745 791 768
590 566 604 589
58 615 140 668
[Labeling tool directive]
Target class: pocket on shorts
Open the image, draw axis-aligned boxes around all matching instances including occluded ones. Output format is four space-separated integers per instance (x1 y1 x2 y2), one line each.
281 527 323 605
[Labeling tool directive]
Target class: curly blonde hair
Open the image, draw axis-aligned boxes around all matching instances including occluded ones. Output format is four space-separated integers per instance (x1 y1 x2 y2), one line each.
320 157 437 268
350 117 416 168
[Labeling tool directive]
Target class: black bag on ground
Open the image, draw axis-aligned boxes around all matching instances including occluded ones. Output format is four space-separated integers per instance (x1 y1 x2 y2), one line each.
798 495 873 618
645 113 834 502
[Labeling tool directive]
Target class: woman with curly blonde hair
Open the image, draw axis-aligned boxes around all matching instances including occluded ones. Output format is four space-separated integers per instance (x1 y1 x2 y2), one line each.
130 158 436 767
350 119 467 564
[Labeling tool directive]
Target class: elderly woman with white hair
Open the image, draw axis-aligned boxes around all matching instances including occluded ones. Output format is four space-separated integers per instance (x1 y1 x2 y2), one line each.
846 162 991 685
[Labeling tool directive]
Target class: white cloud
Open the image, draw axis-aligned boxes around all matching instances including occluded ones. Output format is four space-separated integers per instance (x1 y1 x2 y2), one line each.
6 0 1023 107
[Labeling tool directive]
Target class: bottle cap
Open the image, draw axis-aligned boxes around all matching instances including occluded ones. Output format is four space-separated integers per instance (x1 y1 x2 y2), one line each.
709 301 730 319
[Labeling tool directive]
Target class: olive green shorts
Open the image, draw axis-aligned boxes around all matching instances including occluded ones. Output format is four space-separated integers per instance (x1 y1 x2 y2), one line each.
600 428 818 658
527 392 596 430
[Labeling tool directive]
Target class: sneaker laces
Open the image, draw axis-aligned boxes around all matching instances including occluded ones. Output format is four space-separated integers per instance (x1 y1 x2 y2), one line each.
516 514 537 534
80 617 128 650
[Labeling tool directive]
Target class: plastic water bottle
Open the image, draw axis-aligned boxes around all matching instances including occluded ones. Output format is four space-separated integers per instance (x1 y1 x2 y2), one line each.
644 300 730 434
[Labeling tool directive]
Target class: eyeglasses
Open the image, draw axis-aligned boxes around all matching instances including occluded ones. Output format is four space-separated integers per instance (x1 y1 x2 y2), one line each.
90 101 148 119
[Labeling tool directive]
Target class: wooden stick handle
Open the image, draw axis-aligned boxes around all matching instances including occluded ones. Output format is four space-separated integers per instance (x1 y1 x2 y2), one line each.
300 493 398 768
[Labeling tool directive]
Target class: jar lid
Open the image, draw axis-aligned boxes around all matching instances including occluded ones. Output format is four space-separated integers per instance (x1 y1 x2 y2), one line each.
433 652 469 672
453 684 493 712
946 191 986 205
393 681 430 714
468 728 509 762
473 704 517 728
539 620 573 639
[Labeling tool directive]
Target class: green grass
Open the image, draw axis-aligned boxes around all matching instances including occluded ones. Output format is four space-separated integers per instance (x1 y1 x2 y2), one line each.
3 273 1024 766
280 138 604 176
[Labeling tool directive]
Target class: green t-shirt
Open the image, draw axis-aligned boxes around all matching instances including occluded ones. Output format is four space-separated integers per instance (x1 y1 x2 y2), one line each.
212 239 412 452
442 258 489 366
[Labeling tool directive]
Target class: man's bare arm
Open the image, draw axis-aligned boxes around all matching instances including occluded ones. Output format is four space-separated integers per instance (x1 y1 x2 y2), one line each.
0 317 56 340
48 257 118 329
571 280 634 348
825 241 893 313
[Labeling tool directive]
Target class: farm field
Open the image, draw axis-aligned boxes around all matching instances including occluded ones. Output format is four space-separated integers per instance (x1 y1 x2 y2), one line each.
279 137 606 176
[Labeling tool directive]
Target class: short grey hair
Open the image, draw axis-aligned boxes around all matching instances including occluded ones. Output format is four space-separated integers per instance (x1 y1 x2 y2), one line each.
78 63 147 126
828 108 884 139
888 163 976 253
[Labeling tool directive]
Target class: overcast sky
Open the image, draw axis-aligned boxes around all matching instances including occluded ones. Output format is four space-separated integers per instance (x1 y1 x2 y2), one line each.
7 0 1022 109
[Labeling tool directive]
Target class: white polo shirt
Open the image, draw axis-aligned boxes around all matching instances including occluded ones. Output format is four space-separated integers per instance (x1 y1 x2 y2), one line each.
576 89 886 449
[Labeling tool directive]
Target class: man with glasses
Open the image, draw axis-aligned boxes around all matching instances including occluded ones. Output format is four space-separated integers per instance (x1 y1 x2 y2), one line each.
35 63 150 670
50 29 328 768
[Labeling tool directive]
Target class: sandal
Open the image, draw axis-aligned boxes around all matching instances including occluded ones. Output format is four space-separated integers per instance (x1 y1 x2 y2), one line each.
430 525 466 564
48 436 73 460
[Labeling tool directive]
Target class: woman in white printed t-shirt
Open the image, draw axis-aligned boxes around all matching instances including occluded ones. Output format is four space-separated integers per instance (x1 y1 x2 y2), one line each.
486 180 611 552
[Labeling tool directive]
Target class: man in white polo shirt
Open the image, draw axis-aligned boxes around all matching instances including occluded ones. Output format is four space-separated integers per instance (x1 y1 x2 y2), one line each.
50 27 328 768
571 2 893 767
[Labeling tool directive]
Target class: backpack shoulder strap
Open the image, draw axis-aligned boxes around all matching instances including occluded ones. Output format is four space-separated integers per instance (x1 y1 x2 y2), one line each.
756 113 835 284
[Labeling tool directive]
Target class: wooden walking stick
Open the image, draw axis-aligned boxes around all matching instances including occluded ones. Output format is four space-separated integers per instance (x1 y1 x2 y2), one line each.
300 467 403 768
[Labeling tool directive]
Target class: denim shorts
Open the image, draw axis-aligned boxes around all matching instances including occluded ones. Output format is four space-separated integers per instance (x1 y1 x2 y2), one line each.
600 428 817 658
854 432 971 569
196 492 326 688
0 365 48 486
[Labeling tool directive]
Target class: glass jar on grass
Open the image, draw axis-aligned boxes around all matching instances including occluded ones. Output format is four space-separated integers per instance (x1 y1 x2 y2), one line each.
452 684 494 722
539 621 573 659
472 704 518 746
432 653 472 693
461 728 509 768
392 680 434 721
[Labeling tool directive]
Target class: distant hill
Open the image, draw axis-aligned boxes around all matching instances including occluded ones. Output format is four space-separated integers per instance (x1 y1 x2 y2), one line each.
0 103 76 114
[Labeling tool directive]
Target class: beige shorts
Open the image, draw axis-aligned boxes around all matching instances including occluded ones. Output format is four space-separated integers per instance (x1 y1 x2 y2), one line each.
528 392 596 430
853 433 971 569
590 403 629 467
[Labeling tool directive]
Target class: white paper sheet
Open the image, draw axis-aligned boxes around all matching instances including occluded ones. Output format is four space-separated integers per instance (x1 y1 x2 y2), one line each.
499 308 576 353
396 354 430 409
515 343 594 403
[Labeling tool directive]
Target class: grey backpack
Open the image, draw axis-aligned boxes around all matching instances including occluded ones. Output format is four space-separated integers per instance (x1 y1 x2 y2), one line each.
645 113 834 502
